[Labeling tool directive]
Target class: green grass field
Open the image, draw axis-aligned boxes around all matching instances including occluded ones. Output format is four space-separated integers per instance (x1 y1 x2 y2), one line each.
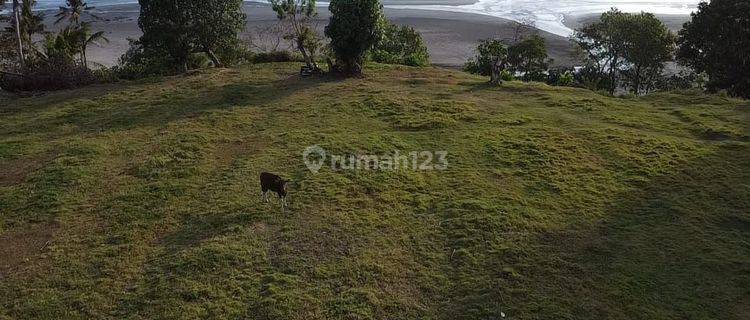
1 63 748 319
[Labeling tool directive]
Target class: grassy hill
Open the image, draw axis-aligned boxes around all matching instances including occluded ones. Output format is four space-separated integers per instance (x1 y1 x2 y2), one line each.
1 63 748 319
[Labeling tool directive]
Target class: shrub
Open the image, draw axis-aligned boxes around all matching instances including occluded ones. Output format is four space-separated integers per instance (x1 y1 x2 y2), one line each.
547 68 574 86
115 39 178 79
500 70 514 82
250 51 302 63
370 21 429 67
0 56 100 92
656 69 707 91
215 42 255 66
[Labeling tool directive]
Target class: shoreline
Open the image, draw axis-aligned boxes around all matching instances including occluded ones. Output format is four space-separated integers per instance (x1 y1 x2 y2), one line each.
35 3 579 68
11 2 690 68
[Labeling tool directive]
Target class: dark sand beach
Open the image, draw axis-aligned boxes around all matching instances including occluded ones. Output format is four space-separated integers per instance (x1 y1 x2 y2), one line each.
37 3 578 68
31 2 690 68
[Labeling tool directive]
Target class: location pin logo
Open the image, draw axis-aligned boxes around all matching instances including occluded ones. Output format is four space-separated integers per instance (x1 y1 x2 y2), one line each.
303 145 326 174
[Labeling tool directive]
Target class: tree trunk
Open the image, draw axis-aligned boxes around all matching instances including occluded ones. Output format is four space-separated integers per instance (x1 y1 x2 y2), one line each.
490 56 502 85
82 44 88 68
607 52 619 95
206 49 222 68
296 38 315 71
634 66 641 95
12 0 24 68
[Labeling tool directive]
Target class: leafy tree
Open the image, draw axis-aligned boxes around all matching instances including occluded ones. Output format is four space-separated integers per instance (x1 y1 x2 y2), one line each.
137 0 192 71
572 9 629 94
185 0 245 67
325 0 383 75
135 0 245 72
507 34 550 81
619 13 675 95
463 38 507 76
677 0 750 98
573 9 675 95
370 21 429 67
270 0 320 70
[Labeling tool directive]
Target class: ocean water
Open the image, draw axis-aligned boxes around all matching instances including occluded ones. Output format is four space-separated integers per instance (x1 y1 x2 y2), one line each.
10 0 701 36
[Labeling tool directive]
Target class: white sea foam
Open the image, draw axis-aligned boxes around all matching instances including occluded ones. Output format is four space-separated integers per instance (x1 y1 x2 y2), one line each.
387 0 701 36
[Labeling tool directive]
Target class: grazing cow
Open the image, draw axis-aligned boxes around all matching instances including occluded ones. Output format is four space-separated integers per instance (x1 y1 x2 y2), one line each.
260 172 289 210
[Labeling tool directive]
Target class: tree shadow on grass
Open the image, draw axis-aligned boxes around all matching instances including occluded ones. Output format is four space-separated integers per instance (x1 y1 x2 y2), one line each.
2 73 340 138
517 140 750 319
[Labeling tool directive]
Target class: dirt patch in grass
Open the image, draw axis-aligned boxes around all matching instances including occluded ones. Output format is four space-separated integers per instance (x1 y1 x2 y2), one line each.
214 139 268 167
0 222 57 279
0 151 57 187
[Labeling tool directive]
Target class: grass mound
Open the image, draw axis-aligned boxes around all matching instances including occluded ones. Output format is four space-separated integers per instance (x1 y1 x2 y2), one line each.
1 63 748 319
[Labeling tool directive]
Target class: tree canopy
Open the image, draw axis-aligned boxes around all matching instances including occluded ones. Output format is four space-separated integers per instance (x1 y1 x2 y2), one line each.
677 0 750 98
507 34 550 81
325 0 383 75
573 9 675 95
370 21 430 67
270 0 320 70
136 0 245 71
463 39 507 77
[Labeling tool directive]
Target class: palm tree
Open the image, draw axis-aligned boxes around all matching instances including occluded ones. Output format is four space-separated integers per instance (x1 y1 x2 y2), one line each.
55 0 105 68
55 0 99 26
6 0 45 64
74 23 108 67
19 0 44 54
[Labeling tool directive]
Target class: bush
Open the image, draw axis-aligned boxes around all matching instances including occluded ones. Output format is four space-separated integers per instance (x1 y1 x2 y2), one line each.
656 69 707 92
547 68 574 86
215 43 255 65
189 53 213 69
250 51 303 63
370 22 429 67
572 66 612 91
0 56 100 92
500 70 514 82
115 39 179 79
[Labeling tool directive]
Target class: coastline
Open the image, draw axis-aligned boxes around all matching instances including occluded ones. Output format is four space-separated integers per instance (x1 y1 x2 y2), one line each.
34 2 578 68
